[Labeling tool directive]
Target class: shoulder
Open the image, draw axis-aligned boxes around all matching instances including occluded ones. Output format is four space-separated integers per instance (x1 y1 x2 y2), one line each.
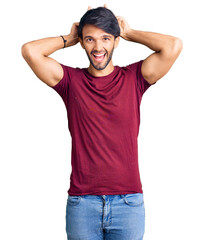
59 64 85 80
60 63 81 74
119 60 143 72
118 60 143 77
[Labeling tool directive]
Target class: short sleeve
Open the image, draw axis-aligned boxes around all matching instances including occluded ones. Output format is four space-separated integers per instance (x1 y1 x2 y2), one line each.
50 63 71 102
127 60 156 97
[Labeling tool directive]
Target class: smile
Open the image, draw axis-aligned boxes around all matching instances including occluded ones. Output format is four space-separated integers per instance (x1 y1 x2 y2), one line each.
92 53 106 62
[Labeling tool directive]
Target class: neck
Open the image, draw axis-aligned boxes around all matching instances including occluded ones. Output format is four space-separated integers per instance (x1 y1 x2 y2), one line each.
88 61 115 77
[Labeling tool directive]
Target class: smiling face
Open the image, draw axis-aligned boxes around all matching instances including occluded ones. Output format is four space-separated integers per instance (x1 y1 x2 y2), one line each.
79 24 120 76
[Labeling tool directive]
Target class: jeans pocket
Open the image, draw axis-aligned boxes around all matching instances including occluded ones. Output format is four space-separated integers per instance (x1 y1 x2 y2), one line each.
67 195 82 206
122 193 144 207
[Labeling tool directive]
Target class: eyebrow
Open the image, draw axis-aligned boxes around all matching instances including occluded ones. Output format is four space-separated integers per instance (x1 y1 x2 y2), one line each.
84 34 113 40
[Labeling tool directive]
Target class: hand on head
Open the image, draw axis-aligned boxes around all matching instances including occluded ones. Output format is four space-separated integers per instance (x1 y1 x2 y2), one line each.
87 4 131 40
88 4 108 10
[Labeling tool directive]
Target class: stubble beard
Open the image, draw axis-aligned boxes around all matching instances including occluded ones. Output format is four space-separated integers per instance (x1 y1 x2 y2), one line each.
85 45 115 71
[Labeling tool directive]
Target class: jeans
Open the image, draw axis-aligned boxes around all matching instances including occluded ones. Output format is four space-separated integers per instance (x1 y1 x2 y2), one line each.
66 193 145 240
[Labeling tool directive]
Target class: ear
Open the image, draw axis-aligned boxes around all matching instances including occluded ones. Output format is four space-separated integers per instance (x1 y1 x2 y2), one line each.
114 36 120 49
79 38 85 49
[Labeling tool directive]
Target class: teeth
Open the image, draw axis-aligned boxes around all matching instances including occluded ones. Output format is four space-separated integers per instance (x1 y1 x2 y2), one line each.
94 53 105 57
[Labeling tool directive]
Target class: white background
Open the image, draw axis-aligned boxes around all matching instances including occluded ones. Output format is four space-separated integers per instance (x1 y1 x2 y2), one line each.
1 0 203 239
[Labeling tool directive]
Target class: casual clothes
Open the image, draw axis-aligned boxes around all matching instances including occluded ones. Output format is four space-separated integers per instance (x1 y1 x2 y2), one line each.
66 193 145 239
50 60 155 196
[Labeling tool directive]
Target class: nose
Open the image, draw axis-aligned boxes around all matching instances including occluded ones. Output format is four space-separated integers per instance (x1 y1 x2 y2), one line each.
94 40 104 52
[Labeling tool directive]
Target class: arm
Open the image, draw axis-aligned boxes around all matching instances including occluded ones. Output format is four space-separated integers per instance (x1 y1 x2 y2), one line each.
117 16 183 84
21 22 79 87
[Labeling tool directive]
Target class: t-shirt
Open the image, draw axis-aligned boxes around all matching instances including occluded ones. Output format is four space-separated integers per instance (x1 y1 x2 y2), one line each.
50 60 156 196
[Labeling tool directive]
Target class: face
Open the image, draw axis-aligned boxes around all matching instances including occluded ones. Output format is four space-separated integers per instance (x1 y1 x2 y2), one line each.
79 24 120 71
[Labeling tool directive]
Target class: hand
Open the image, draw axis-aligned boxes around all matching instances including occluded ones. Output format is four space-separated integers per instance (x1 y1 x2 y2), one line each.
68 22 80 46
87 4 107 10
68 4 93 46
90 4 132 40
116 16 132 40
67 5 100 46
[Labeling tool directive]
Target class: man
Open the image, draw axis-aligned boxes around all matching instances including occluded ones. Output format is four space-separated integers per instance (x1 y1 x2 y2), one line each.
21 4 182 240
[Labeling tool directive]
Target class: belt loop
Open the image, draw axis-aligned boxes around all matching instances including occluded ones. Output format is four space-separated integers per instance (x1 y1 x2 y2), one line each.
120 194 125 199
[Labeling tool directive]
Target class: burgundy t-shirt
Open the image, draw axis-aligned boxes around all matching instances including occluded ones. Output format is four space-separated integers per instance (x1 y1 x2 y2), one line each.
50 60 155 196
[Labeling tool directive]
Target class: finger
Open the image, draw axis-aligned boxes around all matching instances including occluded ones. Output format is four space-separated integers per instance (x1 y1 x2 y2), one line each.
104 3 108 8
116 16 121 22
88 6 92 10
117 16 125 22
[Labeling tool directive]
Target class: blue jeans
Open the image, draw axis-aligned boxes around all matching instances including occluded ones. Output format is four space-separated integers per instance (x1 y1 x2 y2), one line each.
66 193 145 240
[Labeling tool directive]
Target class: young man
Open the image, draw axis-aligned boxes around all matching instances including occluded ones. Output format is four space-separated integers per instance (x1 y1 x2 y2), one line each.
21 4 182 240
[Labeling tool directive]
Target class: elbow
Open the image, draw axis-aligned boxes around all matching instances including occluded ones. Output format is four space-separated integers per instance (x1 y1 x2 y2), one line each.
21 42 44 59
173 37 183 53
163 37 183 59
162 37 183 57
171 37 183 57
21 43 31 59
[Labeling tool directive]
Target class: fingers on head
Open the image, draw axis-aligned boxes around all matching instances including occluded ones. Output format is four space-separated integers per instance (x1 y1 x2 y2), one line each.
88 4 108 11
117 16 125 22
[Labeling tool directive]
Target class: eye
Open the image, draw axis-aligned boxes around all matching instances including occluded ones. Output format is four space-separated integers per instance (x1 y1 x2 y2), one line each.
86 38 93 42
104 37 110 41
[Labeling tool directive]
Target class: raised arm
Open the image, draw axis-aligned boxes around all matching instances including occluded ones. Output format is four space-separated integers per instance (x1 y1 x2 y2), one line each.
117 16 183 84
21 22 79 87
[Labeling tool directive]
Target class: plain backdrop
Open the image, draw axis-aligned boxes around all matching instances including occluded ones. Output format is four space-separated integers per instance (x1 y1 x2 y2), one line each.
1 0 203 239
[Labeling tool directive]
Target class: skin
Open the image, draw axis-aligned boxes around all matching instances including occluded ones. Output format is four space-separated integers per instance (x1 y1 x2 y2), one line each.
79 24 120 77
78 4 183 82
21 4 183 87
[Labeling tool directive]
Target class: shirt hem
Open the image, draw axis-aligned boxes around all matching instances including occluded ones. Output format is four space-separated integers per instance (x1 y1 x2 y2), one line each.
68 189 143 196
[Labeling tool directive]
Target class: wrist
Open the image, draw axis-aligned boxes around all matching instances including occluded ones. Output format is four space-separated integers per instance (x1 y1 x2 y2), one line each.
123 29 134 41
60 35 68 48
60 35 70 48
63 34 79 48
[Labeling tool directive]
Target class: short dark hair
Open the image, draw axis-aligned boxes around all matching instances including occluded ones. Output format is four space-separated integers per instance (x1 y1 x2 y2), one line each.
78 7 120 40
